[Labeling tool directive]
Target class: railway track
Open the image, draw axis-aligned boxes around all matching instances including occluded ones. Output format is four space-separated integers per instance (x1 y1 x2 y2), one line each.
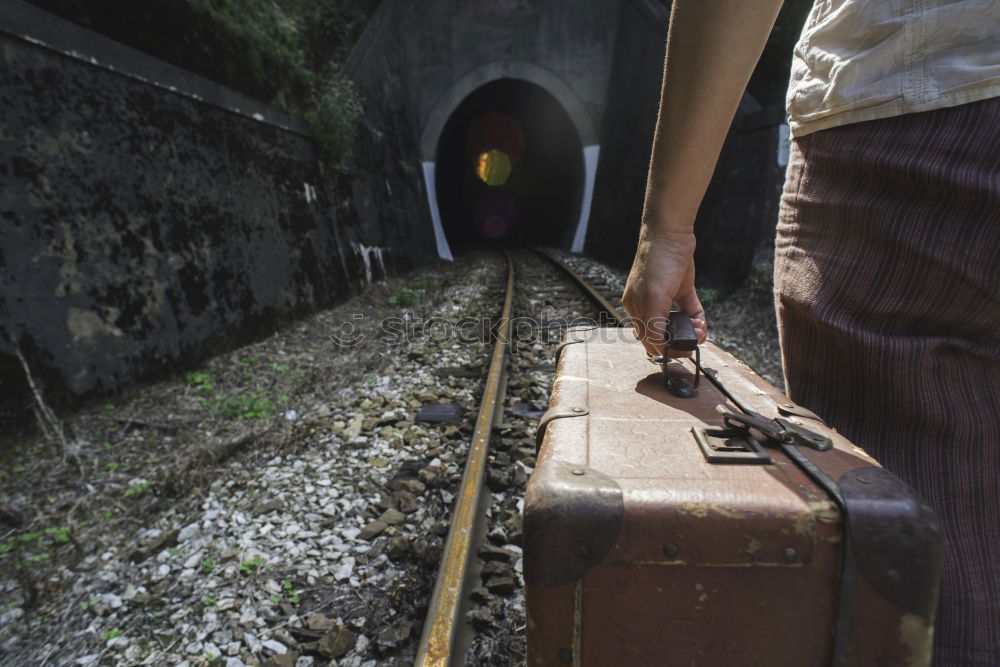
415 246 628 666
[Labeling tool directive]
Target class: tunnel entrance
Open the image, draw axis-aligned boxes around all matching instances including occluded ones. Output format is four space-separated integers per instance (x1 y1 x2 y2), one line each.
434 79 584 251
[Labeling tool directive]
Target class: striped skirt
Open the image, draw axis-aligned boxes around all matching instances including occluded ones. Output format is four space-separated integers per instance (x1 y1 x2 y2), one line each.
774 97 1000 666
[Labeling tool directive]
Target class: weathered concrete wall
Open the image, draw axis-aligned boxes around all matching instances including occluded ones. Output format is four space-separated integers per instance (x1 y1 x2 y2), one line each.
344 0 437 265
398 0 620 158
587 0 786 288
0 0 790 428
0 2 434 424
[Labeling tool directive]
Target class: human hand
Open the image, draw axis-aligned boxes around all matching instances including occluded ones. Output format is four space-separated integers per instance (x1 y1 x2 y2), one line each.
621 229 707 357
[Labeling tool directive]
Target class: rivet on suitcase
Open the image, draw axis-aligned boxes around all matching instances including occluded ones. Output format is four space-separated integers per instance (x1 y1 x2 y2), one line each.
524 326 942 666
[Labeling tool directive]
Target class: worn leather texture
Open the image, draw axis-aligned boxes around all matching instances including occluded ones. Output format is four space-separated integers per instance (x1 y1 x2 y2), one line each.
524 327 940 666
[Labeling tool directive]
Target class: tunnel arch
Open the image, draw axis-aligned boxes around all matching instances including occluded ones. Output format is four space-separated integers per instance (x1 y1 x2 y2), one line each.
420 61 598 160
420 62 600 259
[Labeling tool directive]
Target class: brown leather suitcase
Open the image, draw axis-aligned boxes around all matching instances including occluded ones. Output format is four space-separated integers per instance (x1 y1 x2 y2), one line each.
524 326 942 666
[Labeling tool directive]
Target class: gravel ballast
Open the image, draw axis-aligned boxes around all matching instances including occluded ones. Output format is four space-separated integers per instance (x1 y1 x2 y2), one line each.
0 248 782 666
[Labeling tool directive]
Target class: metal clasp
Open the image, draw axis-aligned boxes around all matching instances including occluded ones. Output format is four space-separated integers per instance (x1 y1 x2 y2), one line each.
647 346 702 399
716 405 832 452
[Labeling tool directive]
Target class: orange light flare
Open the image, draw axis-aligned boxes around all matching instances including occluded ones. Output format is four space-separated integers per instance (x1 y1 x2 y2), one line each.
475 149 512 186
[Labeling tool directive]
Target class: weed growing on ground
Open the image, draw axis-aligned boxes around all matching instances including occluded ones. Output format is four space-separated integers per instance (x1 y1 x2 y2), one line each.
282 579 300 604
186 366 282 419
124 481 150 498
239 555 263 575
388 287 419 306
185 372 214 396
218 394 274 420
44 526 70 543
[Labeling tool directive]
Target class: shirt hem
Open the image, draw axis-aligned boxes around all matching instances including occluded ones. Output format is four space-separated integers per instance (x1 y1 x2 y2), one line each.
788 84 1000 138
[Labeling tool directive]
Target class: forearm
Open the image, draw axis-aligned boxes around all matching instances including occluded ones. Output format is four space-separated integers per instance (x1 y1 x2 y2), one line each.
642 0 784 238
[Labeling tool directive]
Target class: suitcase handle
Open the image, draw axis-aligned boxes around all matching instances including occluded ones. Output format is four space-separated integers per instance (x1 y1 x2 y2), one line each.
646 309 701 398
666 309 698 352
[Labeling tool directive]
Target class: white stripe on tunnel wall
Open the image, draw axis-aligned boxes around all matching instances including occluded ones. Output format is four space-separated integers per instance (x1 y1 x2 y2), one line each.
421 161 454 261
570 145 600 254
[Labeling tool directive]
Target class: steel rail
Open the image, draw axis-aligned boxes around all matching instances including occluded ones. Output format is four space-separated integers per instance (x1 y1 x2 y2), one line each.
414 249 515 666
525 246 628 324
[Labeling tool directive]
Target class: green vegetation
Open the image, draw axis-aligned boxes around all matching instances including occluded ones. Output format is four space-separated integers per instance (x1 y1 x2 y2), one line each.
239 555 263 575
101 629 122 641
44 526 71 543
124 481 150 498
282 578 301 605
306 70 363 171
218 394 274 420
186 371 215 396
389 277 433 307
406 277 430 290
201 556 216 574
32 0 379 170
1 525 74 577
388 287 420 307
187 368 285 419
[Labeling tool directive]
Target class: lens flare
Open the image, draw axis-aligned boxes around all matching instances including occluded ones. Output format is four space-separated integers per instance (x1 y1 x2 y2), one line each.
475 149 512 186
474 193 518 240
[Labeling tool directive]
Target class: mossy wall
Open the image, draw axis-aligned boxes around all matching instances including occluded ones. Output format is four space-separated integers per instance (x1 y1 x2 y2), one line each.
0 4 434 427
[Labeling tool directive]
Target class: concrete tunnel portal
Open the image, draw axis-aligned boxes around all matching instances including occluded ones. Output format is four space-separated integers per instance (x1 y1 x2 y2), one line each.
422 75 600 259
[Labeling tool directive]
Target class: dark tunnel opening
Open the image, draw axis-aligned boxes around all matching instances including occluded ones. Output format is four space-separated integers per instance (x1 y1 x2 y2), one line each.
435 79 584 251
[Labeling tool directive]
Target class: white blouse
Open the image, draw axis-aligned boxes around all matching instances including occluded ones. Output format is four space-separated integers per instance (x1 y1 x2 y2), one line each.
786 0 1000 137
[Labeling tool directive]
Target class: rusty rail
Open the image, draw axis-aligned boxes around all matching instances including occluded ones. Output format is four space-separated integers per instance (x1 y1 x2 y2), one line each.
414 250 514 666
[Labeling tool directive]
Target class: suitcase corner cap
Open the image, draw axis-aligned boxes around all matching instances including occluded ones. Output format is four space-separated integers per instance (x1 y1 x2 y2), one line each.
523 461 624 588
840 466 944 618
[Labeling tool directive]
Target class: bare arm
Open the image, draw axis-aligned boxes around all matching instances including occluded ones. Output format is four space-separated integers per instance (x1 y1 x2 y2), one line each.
622 0 784 356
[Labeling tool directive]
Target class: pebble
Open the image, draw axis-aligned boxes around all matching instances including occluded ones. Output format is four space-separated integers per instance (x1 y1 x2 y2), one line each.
333 556 355 581
317 625 356 659
243 632 262 654
4 256 545 666
262 639 287 655
379 508 405 525
178 523 200 542
358 520 387 540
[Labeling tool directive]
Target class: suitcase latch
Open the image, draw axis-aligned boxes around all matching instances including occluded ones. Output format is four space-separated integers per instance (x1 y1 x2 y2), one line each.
693 426 772 464
716 405 832 452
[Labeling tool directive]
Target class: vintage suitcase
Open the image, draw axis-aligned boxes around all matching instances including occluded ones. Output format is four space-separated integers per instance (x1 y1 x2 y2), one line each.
524 326 943 666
